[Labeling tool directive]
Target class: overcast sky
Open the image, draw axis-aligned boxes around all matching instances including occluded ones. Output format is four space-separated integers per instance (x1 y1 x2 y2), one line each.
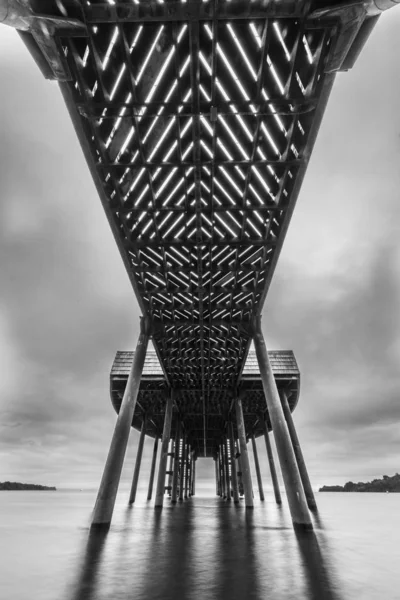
1 12 400 493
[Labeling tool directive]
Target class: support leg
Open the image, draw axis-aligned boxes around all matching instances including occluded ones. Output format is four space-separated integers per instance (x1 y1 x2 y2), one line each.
179 434 186 502
236 439 244 496
184 443 190 499
171 423 181 504
129 419 146 504
192 457 196 496
251 434 265 501
154 390 174 508
215 458 219 495
235 396 254 508
262 420 281 504
228 423 240 504
91 318 149 530
253 319 312 529
147 436 159 500
280 390 317 511
166 440 175 496
224 437 231 501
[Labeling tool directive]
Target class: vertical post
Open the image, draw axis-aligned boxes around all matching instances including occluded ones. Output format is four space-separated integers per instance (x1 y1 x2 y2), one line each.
184 443 190 499
262 420 282 504
236 439 244 496
215 457 220 495
166 440 175 496
228 423 240 504
235 396 254 508
91 318 149 530
171 422 181 503
224 438 231 501
188 452 192 497
147 435 159 500
179 434 186 501
219 446 225 498
253 318 312 529
154 390 174 508
192 457 196 496
129 418 146 504
280 390 317 511
251 434 265 501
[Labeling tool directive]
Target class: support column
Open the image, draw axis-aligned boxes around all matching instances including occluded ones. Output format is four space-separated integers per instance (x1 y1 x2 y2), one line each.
154 390 174 508
262 420 281 504
179 434 186 501
236 439 244 496
129 418 146 504
253 318 312 529
171 423 181 504
280 390 317 511
228 423 240 504
214 458 219 495
184 443 190 499
224 438 231 501
235 396 254 508
219 446 225 498
192 457 196 496
147 436 159 500
166 440 175 496
91 318 149 530
251 434 265 501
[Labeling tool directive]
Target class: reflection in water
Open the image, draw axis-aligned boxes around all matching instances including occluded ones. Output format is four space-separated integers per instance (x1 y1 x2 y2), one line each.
69 530 108 600
68 497 342 600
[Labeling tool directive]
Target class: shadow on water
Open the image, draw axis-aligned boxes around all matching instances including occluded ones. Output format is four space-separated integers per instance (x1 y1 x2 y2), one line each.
69 529 108 600
295 529 342 600
67 498 343 600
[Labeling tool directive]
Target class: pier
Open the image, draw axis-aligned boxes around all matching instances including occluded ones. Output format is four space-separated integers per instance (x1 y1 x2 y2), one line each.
1 0 399 532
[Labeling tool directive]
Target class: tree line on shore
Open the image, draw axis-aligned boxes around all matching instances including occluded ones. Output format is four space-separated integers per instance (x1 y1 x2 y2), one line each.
320 473 400 492
0 481 56 491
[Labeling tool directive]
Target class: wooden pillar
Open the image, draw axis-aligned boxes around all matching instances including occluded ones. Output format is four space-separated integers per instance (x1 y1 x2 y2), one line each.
253 319 312 529
228 423 240 504
280 390 317 511
171 423 181 504
262 420 282 504
129 419 146 504
91 318 149 530
251 434 265 501
224 438 231 501
184 443 190 499
235 396 254 508
147 436 159 500
154 390 174 508
179 434 186 501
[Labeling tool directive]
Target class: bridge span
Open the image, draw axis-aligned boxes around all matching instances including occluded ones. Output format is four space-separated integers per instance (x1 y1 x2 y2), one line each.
2 0 399 530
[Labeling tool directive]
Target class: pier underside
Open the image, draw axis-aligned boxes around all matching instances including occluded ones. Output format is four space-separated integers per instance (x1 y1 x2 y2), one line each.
110 349 300 457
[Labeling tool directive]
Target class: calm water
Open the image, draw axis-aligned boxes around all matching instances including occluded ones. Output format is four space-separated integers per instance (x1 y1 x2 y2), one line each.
0 489 399 600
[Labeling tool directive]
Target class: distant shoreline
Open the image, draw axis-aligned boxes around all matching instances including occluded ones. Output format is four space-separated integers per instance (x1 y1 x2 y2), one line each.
0 482 56 491
320 473 400 493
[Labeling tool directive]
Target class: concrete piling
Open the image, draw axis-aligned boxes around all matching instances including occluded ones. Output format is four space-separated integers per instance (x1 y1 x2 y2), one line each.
154 390 174 508
147 436 159 500
129 419 146 504
262 419 282 505
235 396 254 508
91 318 149 530
253 318 312 529
251 434 265 501
280 390 317 511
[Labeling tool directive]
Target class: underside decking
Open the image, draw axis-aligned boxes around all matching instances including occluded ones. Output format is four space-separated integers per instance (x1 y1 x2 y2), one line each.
110 349 300 457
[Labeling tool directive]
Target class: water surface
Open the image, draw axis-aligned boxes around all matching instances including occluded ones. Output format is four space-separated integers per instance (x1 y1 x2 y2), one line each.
1 490 399 600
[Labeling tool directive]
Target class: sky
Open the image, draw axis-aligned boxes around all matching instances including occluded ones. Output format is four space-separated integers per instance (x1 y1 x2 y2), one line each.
1 11 400 493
